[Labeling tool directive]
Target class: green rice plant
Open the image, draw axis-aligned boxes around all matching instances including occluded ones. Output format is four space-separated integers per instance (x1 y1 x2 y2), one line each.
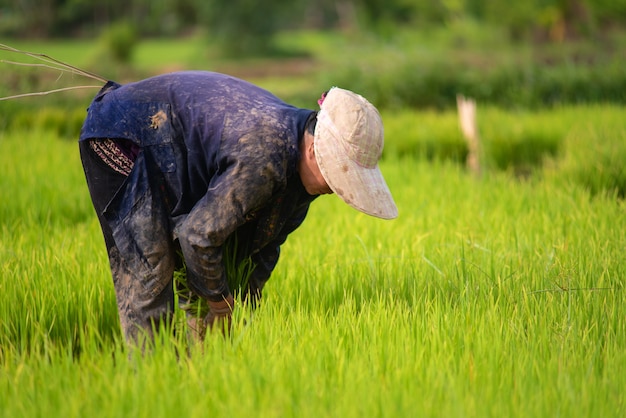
0 129 120 357
382 106 568 174
1 108 625 418
173 236 255 323
477 106 569 174
546 105 626 197
8 107 86 139
382 105 626 179
382 109 467 163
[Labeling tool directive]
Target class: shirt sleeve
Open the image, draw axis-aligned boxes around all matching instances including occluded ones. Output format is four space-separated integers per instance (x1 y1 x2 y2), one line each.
177 134 287 302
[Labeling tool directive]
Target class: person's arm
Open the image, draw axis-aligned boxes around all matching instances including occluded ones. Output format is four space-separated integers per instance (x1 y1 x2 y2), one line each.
177 137 286 308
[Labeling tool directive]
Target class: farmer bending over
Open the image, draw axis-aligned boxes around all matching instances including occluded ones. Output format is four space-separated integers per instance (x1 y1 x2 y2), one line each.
79 71 397 345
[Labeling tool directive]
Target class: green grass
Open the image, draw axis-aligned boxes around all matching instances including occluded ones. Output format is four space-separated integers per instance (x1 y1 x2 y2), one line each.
1 107 625 417
3 27 626 112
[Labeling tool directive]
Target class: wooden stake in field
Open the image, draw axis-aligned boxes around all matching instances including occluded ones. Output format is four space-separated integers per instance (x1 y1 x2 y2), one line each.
457 95 481 176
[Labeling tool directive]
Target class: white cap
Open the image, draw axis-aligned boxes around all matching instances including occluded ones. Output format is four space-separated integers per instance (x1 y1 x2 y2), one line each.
314 87 398 219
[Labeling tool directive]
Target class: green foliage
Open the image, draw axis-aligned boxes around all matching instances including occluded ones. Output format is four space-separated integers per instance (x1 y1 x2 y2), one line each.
196 0 301 57
592 0 626 23
3 26 626 111
382 105 626 195
98 21 138 64
174 235 255 321
5 106 85 139
547 106 626 197
382 109 467 163
328 52 626 110
3 0 626 44
1 123 625 418
382 107 565 173
477 107 566 173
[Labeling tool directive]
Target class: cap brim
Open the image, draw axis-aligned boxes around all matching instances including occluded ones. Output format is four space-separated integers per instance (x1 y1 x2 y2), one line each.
315 120 398 219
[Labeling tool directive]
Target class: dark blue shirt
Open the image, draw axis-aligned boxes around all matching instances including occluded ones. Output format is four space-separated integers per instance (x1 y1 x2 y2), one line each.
80 71 316 302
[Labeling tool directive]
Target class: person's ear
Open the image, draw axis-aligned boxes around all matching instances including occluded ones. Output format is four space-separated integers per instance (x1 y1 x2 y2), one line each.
306 134 316 160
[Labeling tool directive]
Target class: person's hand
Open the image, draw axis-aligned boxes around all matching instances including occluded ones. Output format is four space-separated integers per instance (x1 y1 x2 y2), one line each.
205 294 235 334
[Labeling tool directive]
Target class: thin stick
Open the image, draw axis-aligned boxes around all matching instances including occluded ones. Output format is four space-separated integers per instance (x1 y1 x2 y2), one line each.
0 85 103 101
0 43 107 83
1 59 83 74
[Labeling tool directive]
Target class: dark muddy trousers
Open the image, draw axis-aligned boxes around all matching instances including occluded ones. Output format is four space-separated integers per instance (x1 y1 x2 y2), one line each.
79 141 177 344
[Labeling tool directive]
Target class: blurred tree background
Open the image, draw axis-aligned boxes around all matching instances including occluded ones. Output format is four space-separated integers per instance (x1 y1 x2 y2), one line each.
2 0 625 47
1 0 625 112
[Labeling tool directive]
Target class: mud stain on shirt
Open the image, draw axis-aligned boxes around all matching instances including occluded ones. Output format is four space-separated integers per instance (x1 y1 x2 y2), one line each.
150 110 168 129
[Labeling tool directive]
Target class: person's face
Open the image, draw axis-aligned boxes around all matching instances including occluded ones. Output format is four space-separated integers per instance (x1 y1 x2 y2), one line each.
298 132 333 196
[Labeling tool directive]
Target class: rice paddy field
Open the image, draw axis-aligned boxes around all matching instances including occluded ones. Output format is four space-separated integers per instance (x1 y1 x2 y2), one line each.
0 102 624 418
